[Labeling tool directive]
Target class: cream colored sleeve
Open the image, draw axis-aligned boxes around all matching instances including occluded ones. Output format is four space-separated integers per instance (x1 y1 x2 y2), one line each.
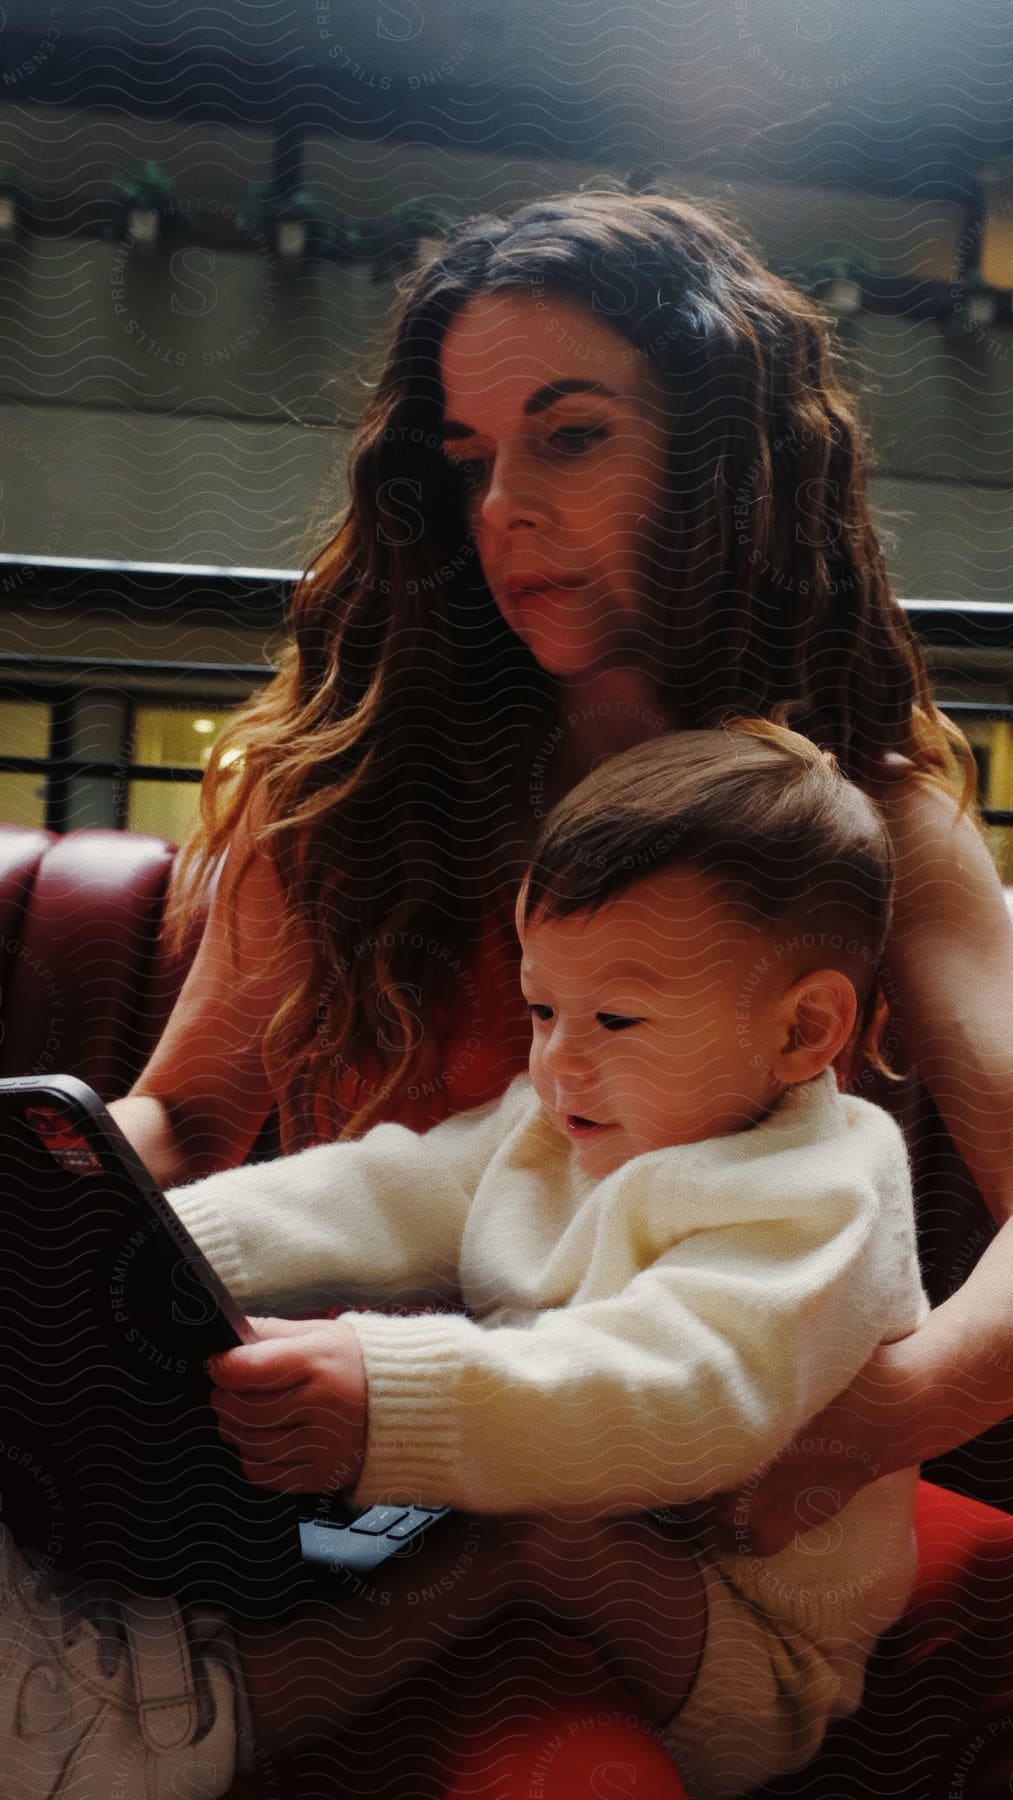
166 1075 534 1315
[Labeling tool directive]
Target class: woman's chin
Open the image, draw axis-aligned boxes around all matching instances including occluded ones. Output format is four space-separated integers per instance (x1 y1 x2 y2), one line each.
521 634 611 680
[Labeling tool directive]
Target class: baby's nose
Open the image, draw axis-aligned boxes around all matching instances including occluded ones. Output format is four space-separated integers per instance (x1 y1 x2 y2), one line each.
541 1023 596 1077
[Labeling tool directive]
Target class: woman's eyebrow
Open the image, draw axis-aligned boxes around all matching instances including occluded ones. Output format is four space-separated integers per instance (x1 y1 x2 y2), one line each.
440 378 622 441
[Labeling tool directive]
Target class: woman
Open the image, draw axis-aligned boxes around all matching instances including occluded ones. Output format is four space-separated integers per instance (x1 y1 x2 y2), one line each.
112 182 1013 1681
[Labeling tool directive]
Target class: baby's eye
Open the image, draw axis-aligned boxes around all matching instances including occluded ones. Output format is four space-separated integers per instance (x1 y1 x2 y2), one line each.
598 1014 641 1032
526 1003 553 1022
550 425 608 456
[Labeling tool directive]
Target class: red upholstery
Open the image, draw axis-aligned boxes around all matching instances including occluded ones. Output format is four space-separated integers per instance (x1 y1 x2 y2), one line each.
3 823 1013 1799
438 1692 691 1798
0 825 180 1096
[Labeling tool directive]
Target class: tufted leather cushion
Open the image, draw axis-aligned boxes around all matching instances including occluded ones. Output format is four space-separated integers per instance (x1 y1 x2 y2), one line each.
0 824 192 1098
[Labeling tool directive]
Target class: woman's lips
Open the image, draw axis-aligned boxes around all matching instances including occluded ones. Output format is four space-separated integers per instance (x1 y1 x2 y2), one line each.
507 579 585 598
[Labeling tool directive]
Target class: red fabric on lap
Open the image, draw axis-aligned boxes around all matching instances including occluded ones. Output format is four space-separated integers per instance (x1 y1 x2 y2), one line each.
442 1704 689 1798
756 1479 1013 1797
908 1477 1013 1639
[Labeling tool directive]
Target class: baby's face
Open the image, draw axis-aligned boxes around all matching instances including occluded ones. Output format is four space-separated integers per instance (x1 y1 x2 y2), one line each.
516 865 790 1181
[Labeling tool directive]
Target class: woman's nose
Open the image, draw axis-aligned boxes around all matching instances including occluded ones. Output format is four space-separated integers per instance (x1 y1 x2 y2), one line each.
479 450 553 534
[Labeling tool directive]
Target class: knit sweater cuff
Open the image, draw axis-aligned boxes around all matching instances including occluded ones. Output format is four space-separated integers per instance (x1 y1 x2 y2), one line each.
344 1310 474 1507
168 1173 251 1304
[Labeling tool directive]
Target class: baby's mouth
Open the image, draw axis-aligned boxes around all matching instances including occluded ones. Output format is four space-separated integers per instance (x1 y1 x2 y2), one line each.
565 1114 617 1139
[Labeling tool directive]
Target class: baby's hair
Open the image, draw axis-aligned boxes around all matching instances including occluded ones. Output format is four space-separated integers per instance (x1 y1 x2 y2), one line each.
521 719 896 1073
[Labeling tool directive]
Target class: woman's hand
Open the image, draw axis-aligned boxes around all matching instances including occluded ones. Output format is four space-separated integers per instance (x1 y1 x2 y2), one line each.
706 1344 919 1556
209 1314 367 1495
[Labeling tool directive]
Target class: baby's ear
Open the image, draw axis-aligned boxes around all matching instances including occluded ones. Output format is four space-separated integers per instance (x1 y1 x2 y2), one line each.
777 970 857 1083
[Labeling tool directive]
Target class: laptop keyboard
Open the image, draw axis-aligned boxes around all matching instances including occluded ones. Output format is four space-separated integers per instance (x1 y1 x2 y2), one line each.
297 1497 450 1573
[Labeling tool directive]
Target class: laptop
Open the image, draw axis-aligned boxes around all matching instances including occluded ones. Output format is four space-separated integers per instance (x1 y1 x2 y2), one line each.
0 1074 449 1615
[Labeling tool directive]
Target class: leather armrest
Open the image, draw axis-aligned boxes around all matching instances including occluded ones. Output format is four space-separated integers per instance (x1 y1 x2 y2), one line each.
0 825 179 1098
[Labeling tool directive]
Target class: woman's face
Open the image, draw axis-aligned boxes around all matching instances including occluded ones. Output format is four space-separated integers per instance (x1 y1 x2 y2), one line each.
438 291 672 680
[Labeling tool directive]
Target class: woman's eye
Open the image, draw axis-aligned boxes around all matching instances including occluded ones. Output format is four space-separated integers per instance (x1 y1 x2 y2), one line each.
526 1003 553 1022
551 425 608 456
443 428 604 490
449 457 487 490
598 1014 641 1032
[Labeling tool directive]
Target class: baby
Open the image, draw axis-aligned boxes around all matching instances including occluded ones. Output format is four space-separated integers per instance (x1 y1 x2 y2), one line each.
3 719 927 1800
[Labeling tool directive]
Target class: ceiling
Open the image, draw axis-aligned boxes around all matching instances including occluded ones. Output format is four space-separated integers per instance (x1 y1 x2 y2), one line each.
0 0 1010 200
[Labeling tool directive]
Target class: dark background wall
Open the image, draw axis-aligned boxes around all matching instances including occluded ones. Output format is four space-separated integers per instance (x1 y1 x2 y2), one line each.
0 0 1011 853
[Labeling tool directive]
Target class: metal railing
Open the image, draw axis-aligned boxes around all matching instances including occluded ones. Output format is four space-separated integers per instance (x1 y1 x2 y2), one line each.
2 557 1013 831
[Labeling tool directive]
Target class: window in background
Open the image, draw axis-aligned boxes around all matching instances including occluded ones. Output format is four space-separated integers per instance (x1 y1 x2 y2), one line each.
0 698 52 827
957 715 1013 883
127 705 236 843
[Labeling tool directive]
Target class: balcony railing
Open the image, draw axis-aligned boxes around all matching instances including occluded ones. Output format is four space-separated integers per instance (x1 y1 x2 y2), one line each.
2 557 1013 832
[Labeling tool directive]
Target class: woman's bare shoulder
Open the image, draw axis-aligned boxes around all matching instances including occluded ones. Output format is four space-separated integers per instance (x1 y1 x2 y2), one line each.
869 757 1009 940
868 751 965 835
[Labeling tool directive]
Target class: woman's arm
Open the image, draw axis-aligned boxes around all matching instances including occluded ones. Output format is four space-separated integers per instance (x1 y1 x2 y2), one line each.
880 766 1013 1220
108 817 310 1186
837 769 1013 1439
709 769 1013 1552
848 767 1013 1456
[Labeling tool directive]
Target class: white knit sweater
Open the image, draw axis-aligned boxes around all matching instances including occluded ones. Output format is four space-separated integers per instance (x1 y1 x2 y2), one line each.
169 1067 928 1638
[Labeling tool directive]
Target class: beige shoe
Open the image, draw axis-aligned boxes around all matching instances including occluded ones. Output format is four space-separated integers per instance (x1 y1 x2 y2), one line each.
0 1535 249 1798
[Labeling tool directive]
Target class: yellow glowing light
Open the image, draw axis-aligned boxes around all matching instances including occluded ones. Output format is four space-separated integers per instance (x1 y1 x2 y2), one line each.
193 717 216 734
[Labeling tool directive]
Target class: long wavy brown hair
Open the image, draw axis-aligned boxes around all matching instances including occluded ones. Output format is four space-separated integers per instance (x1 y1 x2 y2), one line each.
170 183 975 1146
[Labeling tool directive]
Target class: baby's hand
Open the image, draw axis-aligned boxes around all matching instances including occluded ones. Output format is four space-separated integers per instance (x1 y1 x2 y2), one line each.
208 1315 367 1496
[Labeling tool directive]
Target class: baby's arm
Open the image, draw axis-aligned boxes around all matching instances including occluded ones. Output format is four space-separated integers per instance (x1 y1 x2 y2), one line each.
340 1100 923 1515
206 1088 923 1517
167 1074 531 1314
176 1076 531 1499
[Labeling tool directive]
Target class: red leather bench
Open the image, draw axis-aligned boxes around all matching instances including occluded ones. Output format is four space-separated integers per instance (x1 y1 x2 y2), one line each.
3 824 1013 1800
